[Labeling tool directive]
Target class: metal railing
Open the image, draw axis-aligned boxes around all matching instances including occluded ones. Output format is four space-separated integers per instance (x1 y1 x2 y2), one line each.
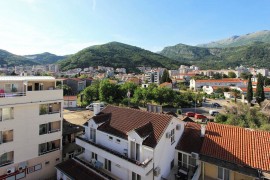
0 92 26 98
39 147 60 156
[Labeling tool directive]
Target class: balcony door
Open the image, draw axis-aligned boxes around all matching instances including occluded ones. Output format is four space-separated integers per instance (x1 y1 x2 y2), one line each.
130 141 140 161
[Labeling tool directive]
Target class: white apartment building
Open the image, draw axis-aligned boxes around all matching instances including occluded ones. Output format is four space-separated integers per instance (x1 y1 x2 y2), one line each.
145 71 160 84
56 105 185 180
0 76 63 179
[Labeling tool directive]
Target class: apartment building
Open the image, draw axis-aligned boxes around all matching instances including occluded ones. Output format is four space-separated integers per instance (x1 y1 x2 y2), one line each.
0 76 63 179
57 105 185 180
190 78 247 90
145 71 160 84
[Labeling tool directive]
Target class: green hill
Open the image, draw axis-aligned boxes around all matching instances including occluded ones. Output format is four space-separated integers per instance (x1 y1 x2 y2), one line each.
0 49 39 66
58 42 181 72
159 42 270 69
24 52 66 64
198 30 270 48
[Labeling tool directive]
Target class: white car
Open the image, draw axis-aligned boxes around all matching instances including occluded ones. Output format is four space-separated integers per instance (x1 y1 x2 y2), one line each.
86 103 105 111
209 110 219 116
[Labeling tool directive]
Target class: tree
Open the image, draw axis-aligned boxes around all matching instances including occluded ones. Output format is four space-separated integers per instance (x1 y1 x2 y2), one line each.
99 79 121 104
81 82 100 105
256 73 265 105
230 89 241 103
212 73 222 79
160 69 172 83
246 75 253 103
228 71 237 78
240 72 251 80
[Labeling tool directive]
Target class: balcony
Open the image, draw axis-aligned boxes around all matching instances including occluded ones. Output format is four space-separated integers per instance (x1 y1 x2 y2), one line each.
76 136 153 175
39 103 61 115
0 151 14 167
74 156 119 180
39 121 61 135
38 139 61 156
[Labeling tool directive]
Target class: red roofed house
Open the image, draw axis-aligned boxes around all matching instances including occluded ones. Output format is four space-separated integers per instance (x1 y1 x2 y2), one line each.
200 122 270 179
57 105 186 180
63 96 77 108
190 78 247 91
240 87 270 100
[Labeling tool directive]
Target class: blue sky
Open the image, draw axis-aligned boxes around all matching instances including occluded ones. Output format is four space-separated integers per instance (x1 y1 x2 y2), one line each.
0 0 269 55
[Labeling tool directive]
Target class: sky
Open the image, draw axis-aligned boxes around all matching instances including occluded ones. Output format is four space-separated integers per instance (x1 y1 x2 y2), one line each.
0 0 270 55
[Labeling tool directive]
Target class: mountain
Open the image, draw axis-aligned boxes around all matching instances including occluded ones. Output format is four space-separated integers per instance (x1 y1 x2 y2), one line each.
58 42 182 72
24 52 66 64
0 49 39 66
159 42 270 69
198 30 270 48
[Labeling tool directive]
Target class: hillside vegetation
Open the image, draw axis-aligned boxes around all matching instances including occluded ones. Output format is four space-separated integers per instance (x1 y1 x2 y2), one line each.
160 42 270 69
58 42 182 72
0 49 39 66
24 52 66 64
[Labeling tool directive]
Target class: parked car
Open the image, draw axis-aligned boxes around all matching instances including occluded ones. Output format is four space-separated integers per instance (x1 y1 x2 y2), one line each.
212 102 222 107
209 110 219 116
86 103 105 111
194 113 207 119
185 112 196 117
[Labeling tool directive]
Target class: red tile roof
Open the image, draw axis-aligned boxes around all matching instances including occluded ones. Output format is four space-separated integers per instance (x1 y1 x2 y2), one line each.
98 105 173 148
176 122 203 153
200 122 270 171
64 96 77 101
240 87 270 92
55 159 105 180
196 78 246 83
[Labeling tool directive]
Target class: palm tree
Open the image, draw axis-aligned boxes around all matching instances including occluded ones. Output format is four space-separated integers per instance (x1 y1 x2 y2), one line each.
231 89 241 103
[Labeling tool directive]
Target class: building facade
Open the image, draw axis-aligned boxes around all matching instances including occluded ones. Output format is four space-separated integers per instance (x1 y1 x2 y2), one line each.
0 76 63 179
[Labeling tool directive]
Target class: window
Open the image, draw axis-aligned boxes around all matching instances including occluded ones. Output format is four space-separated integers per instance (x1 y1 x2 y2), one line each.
132 172 141 180
39 124 47 135
116 139 121 143
90 128 96 142
171 129 175 144
0 151 14 167
38 139 60 155
170 159 174 169
178 152 196 169
105 159 111 171
0 108 14 121
218 167 230 180
109 136 113 141
0 130 13 143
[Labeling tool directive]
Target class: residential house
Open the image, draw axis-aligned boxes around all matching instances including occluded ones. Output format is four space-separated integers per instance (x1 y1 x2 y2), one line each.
0 76 63 179
190 79 247 90
63 96 77 108
56 105 185 180
63 78 86 94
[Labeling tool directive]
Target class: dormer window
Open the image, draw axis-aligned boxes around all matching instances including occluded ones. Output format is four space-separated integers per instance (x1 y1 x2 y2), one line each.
109 136 113 141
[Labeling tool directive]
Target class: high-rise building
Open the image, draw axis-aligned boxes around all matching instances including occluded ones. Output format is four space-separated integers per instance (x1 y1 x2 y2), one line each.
0 76 63 179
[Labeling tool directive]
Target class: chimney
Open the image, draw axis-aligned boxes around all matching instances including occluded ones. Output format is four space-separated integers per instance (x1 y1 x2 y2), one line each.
201 124 206 137
93 103 101 115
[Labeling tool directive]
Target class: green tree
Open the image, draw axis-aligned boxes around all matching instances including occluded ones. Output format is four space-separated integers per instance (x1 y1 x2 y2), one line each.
228 71 237 78
99 79 121 104
255 73 265 105
246 75 253 103
81 82 100 105
230 89 241 103
212 73 222 79
160 69 172 83
240 72 251 80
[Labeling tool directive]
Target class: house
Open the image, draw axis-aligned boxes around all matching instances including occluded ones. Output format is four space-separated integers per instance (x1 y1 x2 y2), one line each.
200 123 270 180
63 96 77 108
240 87 270 99
190 78 247 90
62 120 84 161
56 105 186 180
0 76 63 179
63 78 86 94
159 82 173 89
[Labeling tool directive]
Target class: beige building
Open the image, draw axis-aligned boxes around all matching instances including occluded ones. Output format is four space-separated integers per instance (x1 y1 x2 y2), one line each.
0 76 63 179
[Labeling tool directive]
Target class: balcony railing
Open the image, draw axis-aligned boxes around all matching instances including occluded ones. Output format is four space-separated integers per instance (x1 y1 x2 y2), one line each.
0 160 14 167
76 136 152 168
0 92 26 98
74 156 117 180
39 147 60 156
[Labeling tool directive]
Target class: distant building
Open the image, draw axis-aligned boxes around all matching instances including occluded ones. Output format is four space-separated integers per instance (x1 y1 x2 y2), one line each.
63 96 77 108
145 70 160 84
63 78 86 94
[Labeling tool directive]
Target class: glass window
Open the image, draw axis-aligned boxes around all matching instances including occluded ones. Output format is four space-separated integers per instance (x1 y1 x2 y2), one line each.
39 124 47 135
189 156 196 167
171 129 175 144
218 167 223 179
218 167 230 180
224 169 230 180
182 154 188 168
2 108 14 120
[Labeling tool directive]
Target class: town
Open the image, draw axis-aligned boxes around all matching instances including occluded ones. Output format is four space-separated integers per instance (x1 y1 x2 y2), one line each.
0 63 270 180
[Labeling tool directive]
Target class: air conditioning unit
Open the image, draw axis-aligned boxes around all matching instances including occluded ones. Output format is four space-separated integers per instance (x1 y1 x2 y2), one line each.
166 132 171 138
176 124 181 130
191 152 199 159
154 167 161 176
6 167 15 174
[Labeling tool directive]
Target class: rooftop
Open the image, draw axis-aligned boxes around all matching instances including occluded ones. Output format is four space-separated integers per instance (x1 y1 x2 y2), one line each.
0 76 56 81
176 122 203 154
97 105 173 148
200 122 270 172
195 78 246 83
55 159 105 180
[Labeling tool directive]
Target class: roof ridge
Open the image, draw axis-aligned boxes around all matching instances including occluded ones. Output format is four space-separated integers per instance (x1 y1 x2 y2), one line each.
104 105 174 118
